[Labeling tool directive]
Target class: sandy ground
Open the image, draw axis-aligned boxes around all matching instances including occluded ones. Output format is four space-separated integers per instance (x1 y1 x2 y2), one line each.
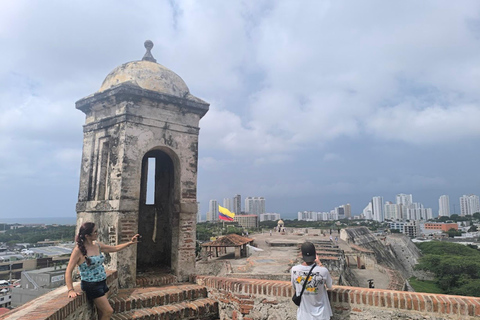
209 229 391 289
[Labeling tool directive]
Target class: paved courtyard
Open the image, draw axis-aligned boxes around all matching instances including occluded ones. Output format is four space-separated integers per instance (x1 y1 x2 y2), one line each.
207 228 391 289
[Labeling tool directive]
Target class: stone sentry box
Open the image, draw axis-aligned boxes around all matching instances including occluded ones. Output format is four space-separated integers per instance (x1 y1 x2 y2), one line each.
74 41 209 288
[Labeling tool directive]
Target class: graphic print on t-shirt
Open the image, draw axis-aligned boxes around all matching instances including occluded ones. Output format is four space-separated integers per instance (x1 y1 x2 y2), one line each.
293 270 326 293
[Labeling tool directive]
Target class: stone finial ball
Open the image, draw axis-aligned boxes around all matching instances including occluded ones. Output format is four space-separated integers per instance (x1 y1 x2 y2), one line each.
144 40 154 50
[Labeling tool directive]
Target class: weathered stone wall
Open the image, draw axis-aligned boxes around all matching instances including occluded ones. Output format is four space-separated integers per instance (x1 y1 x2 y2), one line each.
386 233 422 278
195 275 480 320
75 85 207 285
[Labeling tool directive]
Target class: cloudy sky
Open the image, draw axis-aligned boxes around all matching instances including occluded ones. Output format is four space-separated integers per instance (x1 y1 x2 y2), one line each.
1 1 480 221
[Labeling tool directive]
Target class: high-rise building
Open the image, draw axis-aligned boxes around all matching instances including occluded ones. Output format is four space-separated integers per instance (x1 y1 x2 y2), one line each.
363 202 373 220
460 194 480 216
396 194 413 219
335 206 345 219
207 199 218 222
372 196 384 222
396 193 413 206
223 198 232 212
233 194 241 215
259 213 281 222
384 201 401 220
407 206 432 221
438 195 450 217
245 197 265 215
342 204 352 219
196 202 202 223
298 211 318 221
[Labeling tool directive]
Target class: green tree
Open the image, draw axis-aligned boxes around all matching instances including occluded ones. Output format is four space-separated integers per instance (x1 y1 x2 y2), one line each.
446 228 462 238
415 241 480 297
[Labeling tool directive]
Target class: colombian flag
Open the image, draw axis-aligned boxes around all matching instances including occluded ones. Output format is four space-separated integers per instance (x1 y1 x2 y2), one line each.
219 205 235 221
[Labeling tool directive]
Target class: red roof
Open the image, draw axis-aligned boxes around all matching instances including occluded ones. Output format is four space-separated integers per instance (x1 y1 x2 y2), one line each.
0 308 10 316
202 233 254 247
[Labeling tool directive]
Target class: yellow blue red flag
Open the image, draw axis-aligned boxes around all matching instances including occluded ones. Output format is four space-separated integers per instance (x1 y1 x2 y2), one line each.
218 205 235 221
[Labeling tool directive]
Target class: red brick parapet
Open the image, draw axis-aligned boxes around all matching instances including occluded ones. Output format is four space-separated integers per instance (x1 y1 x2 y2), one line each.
0 270 118 320
4 273 480 320
195 275 480 320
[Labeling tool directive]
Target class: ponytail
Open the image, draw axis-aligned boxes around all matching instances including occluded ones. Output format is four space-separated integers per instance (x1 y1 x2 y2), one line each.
76 222 95 266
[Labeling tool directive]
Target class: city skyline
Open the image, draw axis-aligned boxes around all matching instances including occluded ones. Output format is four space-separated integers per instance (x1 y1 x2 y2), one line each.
1 2 480 221
203 192 476 221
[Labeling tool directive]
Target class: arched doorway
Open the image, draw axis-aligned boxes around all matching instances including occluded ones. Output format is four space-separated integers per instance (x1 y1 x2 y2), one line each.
138 149 176 272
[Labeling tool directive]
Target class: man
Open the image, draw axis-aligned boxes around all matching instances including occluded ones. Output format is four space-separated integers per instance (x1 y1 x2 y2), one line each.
291 242 333 320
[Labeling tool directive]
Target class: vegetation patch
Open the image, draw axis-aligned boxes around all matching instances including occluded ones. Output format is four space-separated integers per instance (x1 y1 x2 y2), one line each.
408 277 443 294
415 241 480 297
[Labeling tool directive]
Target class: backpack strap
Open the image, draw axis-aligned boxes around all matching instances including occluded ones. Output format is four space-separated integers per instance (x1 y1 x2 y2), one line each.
299 263 316 298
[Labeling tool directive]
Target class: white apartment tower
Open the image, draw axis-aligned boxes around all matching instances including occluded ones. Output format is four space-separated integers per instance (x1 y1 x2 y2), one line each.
223 198 232 212
438 195 450 217
207 199 218 222
233 194 241 214
396 193 413 206
260 213 281 222
396 193 413 219
384 201 401 220
298 211 318 221
196 202 202 223
372 196 384 222
363 202 373 220
245 197 266 215
460 194 480 216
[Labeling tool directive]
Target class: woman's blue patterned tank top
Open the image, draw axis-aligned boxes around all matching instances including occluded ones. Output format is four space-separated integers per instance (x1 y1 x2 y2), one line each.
78 251 107 282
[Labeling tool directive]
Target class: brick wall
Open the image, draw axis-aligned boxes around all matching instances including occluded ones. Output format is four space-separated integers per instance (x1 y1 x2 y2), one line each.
0 271 118 320
3 273 480 320
195 275 480 320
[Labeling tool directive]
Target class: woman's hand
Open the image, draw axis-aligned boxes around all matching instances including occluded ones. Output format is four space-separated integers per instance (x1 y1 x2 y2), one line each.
67 289 80 298
315 255 323 266
130 234 141 244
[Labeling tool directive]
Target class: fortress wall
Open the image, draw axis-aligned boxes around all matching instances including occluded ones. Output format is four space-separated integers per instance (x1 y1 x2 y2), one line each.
3 272 480 320
0 271 118 320
195 275 480 320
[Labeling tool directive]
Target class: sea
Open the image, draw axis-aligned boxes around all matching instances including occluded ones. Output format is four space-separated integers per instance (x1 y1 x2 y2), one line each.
0 216 77 225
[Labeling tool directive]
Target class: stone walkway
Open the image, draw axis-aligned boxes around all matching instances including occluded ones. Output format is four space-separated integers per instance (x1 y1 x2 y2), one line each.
207 228 392 289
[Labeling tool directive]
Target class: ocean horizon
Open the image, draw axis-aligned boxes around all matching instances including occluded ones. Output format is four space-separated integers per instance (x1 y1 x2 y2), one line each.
0 216 77 225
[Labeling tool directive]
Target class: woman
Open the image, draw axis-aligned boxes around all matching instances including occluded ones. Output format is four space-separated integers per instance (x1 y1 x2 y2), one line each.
65 222 140 320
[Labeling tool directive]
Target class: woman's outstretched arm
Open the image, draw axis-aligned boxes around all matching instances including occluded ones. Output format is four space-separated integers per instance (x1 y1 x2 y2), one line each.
98 234 140 253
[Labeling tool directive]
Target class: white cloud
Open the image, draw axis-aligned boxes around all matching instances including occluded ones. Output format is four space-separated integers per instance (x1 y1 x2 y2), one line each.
2 1 480 217
367 103 480 144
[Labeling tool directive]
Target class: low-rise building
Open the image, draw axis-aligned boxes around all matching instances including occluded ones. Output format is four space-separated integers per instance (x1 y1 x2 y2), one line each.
424 222 458 232
389 221 420 238
12 266 67 307
234 215 258 229
259 213 280 222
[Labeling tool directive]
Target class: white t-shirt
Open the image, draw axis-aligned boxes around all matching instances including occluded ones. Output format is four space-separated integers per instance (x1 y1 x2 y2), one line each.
291 264 333 320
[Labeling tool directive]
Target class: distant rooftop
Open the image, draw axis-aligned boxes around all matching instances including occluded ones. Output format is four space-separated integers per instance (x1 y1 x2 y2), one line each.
30 245 74 257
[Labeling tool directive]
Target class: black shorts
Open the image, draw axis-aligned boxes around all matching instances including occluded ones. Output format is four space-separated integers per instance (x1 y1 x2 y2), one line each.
81 279 109 300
